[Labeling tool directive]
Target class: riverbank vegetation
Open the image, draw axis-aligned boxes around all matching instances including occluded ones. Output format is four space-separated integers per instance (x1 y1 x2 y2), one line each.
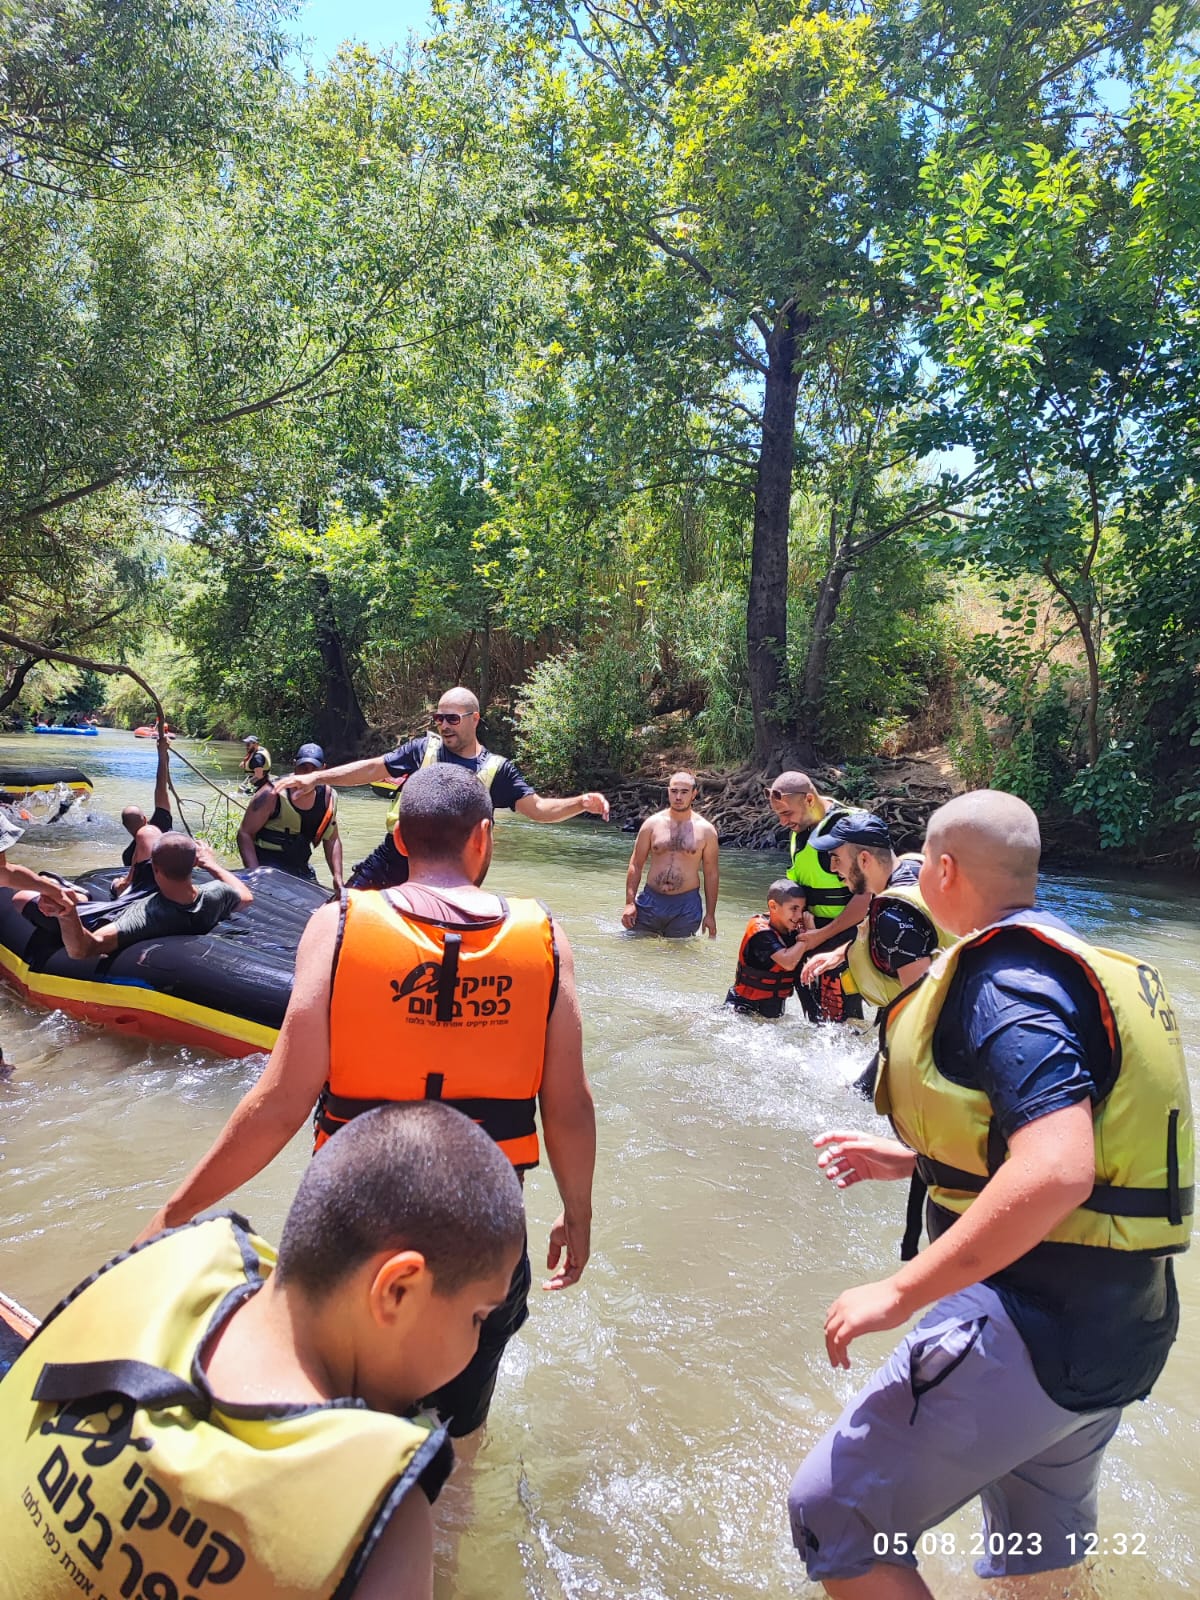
3 0 1199 856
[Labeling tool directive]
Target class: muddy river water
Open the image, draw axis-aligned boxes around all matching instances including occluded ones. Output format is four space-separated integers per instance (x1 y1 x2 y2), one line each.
1 731 1197 1599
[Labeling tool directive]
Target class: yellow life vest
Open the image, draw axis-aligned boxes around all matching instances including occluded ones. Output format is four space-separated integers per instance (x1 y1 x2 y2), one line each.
845 856 954 1009
385 735 505 831
0 1217 449 1600
877 915 1194 1254
257 784 337 872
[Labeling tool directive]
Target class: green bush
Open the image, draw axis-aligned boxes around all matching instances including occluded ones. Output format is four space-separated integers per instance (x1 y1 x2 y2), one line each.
661 582 754 764
807 539 961 758
1065 743 1156 850
513 636 648 790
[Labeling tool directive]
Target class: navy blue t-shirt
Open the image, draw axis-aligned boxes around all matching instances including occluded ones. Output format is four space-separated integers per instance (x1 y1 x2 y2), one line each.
383 736 535 810
928 912 1179 1411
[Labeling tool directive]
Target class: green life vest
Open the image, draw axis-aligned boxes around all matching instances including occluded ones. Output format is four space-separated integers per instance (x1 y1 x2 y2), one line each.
0 1216 448 1600
787 802 854 924
877 914 1194 1255
385 735 505 831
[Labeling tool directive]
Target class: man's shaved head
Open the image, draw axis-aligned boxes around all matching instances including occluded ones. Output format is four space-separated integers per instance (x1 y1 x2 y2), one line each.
121 805 147 835
921 790 1040 934
927 791 1040 885
439 686 479 715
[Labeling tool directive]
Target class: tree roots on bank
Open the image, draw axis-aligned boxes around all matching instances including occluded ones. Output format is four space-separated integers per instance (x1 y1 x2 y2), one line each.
605 759 956 852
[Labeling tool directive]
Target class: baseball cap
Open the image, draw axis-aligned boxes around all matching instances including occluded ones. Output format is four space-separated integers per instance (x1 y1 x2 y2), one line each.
242 734 258 745
294 743 325 771
0 811 26 853
808 809 892 853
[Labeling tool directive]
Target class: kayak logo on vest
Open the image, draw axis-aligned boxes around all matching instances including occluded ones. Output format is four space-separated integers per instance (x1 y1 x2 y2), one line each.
390 963 513 1019
1137 963 1179 1034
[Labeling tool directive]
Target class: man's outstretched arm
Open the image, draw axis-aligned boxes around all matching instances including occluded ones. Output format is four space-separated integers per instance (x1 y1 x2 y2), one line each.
275 756 391 798
537 927 596 1289
515 791 610 823
136 901 339 1238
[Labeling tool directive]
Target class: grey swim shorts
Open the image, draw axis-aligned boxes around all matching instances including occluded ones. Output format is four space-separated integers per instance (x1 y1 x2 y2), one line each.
633 885 703 938
788 1282 1123 1582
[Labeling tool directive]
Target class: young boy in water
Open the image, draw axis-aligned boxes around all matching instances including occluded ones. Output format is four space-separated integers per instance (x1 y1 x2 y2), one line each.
0 1103 525 1600
725 878 811 1018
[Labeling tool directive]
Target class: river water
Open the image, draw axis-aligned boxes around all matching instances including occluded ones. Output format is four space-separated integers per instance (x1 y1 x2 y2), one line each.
1 731 1197 1599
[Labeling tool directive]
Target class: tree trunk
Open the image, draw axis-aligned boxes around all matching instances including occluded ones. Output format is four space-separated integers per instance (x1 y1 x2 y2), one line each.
748 305 804 762
796 559 851 766
479 615 492 715
298 501 368 761
0 652 42 714
308 569 368 760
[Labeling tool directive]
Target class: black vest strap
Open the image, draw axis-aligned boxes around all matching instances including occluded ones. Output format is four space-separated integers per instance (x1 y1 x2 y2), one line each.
915 1154 1194 1220
316 1088 536 1146
34 1359 211 1419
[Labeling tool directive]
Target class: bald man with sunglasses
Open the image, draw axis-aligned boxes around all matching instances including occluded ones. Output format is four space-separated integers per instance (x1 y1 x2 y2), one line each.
275 686 610 890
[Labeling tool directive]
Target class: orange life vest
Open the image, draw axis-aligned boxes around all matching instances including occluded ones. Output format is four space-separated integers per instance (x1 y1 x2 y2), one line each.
732 913 797 1004
319 888 558 1168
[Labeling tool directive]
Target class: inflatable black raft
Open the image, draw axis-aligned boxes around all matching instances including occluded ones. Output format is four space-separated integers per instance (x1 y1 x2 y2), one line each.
0 865 327 1058
0 765 92 812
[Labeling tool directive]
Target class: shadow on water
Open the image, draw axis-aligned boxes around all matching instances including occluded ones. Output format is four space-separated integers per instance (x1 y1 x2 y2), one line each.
1 732 1197 1598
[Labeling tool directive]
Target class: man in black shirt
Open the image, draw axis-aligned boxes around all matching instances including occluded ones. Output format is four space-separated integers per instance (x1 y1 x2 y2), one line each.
274 686 611 889
113 725 173 894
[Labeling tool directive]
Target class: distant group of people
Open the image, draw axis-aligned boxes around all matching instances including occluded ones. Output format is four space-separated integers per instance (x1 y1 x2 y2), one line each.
617 761 949 1035
0 690 1192 1600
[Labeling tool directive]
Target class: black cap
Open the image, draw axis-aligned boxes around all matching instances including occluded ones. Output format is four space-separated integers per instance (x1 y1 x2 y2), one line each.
294 743 325 770
808 809 892 853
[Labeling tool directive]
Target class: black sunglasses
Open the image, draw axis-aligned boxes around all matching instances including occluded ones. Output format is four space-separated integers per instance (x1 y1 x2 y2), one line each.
431 711 469 726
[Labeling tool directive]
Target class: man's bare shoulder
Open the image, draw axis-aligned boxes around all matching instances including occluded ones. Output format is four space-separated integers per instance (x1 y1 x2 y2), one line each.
693 812 719 840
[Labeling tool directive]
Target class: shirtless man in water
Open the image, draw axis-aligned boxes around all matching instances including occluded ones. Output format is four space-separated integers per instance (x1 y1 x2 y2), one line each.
622 772 719 938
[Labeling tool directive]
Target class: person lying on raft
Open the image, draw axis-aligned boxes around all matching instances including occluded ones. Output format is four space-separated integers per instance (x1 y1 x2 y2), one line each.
622 770 719 938
273 685 611 890
37 833 252 959
0 1102 525 1600
0 813 82 912
725 879 812 1018
237 741 344 891
112 721 174 895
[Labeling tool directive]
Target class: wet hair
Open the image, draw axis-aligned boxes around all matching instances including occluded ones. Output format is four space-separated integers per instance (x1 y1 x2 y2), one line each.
668 771 697 790
277 1102 524 1297
121 805 147 834
766 878 804 904
396 764 493 859
151 832 198 882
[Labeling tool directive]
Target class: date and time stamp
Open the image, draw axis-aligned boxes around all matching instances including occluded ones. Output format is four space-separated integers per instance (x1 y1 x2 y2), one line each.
872 1531 1150 1560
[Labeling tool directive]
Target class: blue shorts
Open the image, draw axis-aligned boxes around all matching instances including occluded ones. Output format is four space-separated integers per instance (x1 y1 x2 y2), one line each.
788 1283 1122 1582
633 886 703 938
